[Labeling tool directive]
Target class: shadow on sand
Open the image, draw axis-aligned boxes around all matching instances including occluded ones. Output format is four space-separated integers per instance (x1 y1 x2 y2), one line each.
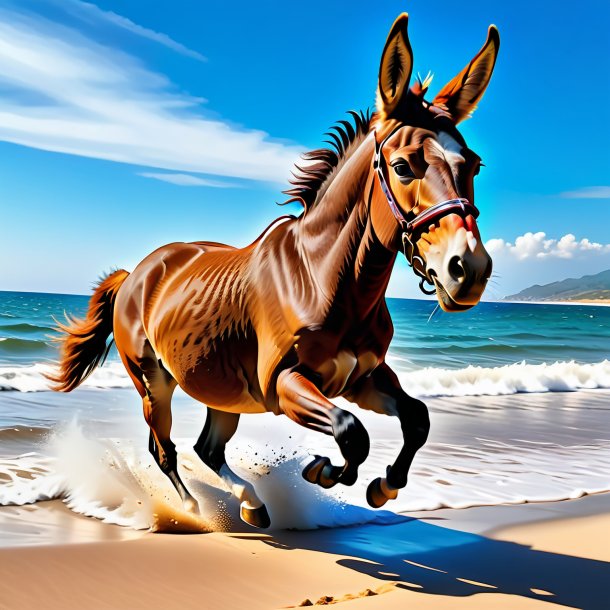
246 517 609 609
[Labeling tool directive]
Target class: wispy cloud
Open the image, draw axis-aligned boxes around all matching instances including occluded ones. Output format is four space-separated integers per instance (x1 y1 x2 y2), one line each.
0 6 301 183
560 186 610 199
64 0 207 62
486 232 610 260
139 172 236 187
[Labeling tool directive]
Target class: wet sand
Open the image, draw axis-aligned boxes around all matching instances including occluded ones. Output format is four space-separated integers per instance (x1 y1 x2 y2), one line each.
0 494 608 609
1 387 609 608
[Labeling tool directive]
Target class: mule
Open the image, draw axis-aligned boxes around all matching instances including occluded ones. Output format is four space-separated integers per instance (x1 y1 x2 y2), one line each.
50 14 499 528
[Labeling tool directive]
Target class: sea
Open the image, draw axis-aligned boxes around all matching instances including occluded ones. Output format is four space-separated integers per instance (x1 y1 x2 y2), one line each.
1 290 609 535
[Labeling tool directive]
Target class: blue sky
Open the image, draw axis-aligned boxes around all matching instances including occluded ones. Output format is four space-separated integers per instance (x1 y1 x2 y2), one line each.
0 0 609 297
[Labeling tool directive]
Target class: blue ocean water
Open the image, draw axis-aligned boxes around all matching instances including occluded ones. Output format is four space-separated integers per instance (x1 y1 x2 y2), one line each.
1 290 610 531
1 290 608 369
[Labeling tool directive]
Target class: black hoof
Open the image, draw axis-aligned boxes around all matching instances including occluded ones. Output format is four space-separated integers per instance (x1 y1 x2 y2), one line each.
240 503 271 529
302 456 340 489
339 467 358 486
366 477 398 508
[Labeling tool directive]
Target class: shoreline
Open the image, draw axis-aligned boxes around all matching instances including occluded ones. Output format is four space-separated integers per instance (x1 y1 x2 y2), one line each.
0 494 608 609
2 383 609 607
500 298 610 307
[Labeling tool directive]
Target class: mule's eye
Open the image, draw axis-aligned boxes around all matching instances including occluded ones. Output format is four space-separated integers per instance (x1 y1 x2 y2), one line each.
391 160 415 179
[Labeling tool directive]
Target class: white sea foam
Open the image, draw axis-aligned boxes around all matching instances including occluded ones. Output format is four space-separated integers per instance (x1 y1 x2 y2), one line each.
0 421 401 532
2 359 610 398
0 362 132 392
396 359 610 397
0 421 212 531
2 403 610 533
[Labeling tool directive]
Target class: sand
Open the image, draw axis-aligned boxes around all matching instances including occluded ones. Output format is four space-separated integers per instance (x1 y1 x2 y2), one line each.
2 386 609 609
0 494 608 610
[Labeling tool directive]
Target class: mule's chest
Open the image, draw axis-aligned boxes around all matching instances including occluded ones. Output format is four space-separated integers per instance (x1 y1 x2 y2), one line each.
303 347 380 398
292 312 392 398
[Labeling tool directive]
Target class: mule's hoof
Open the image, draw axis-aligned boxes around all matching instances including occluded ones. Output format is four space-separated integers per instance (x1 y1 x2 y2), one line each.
240 502 271 529
339 467 358 486
302 456 338 489
182 497 200 515
366 477 398 509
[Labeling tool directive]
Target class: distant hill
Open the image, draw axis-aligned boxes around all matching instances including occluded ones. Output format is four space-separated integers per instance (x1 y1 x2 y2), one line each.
506 269 610 302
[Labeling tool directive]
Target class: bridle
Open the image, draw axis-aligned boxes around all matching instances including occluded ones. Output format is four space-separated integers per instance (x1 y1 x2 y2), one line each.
372 128 480 295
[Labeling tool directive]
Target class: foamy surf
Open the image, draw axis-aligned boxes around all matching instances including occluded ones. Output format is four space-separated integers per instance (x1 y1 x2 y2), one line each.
394 359 610 397
2 390 610 535
0 421 212 532
0 362 132 392
0 420 402 533
3 359 610 398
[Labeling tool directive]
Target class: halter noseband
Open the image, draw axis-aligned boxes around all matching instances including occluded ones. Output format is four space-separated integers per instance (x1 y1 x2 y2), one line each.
372 129 480 295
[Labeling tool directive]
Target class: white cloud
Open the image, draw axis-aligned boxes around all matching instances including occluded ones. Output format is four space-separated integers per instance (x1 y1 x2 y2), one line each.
0 7 302 183
63 0 207 62
560 186 610 199
485 232 610 260
139 172 235 187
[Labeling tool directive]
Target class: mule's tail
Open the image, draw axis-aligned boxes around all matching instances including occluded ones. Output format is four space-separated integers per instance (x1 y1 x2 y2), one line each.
47 269 130 392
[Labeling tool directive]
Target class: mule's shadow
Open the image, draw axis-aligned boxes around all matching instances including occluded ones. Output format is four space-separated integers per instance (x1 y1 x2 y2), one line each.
189 472 608 608
257 517 608 609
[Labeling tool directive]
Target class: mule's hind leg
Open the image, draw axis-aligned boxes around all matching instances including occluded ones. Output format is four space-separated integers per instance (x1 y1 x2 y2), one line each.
194 409 269 529
140 357 199 514
276 367 370 488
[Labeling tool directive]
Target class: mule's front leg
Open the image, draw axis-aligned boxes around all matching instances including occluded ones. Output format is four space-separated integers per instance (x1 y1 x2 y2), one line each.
276 367 370 488
346 363 430 508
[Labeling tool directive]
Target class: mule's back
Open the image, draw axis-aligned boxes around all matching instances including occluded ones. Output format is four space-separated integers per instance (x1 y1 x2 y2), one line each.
112 240 266 410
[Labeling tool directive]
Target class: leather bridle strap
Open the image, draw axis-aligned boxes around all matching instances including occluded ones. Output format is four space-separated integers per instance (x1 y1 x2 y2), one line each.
372 128 480 295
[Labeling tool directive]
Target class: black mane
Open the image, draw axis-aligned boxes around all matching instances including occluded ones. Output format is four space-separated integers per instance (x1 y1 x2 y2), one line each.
283 110 372 211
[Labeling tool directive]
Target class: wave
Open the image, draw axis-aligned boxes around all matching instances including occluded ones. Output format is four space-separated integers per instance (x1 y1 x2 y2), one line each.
2 359 610 397
396 359 610 397
0 337 53 354
0 421 401 532
0 322 55 334
0 362 131 392
1 419 609 533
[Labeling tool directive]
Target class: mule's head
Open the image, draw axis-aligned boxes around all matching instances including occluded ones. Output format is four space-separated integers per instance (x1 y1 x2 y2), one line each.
370 14 499 312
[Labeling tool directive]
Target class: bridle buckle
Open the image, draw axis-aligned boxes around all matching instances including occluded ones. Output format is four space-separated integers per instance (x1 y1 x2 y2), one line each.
402 232 436 295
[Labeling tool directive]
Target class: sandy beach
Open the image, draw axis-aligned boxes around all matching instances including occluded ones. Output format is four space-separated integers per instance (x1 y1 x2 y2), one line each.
1 493 608 609
0 0 608 604
1 387 610 609
2 295 609 609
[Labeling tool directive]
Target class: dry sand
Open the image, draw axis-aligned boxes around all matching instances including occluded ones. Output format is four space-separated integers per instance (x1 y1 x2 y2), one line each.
1 494 609 610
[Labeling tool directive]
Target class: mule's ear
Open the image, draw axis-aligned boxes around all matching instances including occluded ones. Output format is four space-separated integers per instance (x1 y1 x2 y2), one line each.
432 25 500 123
377 13 413 120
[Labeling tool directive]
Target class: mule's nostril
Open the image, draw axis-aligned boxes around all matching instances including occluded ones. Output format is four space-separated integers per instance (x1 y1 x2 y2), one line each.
448 256 466 282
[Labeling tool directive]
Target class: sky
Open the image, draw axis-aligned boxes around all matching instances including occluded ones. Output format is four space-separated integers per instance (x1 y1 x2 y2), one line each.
0 0 609 298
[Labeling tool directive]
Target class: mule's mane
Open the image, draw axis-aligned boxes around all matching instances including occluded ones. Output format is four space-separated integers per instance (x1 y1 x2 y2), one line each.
283 110 373 212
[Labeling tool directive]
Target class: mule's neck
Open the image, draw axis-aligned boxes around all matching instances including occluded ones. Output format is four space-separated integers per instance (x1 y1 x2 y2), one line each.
297 134 397 317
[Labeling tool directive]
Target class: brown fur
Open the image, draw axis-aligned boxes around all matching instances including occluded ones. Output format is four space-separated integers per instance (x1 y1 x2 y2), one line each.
48 14 499 521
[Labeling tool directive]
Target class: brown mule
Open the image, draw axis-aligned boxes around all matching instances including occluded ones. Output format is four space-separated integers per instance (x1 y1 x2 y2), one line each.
49 14 499 528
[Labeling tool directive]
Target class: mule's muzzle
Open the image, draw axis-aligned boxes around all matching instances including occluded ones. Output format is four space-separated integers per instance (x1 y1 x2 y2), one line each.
428 241 492 312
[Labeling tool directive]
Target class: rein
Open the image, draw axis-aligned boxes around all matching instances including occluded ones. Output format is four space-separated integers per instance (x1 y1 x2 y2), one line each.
372 129 480 295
